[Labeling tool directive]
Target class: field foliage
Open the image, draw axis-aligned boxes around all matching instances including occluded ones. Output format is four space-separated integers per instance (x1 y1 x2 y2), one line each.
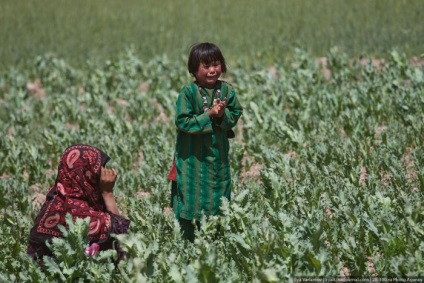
0 47 423 282
1 0 424 70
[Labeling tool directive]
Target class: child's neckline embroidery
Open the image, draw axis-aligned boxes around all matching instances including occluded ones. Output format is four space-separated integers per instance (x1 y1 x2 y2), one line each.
196 83 221 113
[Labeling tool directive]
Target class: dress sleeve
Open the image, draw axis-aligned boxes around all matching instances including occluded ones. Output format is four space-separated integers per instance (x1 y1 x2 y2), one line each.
175 86 214 134
109 212 130 234
98 213 130 262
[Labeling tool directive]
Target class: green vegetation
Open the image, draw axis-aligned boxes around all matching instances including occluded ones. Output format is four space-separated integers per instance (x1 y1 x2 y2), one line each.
1 1 424 281
0 48 423 281
1 0 424 70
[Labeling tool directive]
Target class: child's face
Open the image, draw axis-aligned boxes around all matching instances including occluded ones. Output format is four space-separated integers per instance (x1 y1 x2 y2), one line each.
195 61 222 87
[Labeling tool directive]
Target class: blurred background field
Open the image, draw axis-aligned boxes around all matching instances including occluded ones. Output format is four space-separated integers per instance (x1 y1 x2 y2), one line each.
1 0 423 71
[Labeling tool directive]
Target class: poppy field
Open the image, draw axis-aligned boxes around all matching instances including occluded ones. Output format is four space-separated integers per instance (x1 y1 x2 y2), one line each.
1 0 424 281
0 47 423 281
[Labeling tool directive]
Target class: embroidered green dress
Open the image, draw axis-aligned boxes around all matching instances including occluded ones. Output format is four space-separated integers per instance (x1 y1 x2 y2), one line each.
172 80 243 221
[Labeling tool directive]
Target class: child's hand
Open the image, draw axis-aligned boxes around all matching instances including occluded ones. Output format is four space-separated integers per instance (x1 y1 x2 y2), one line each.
99 167 117 193
208 105 220 117
209 98 227 117
215 98 227 117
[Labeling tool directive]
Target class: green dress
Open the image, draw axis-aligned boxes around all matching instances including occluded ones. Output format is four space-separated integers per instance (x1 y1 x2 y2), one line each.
172 80 243 221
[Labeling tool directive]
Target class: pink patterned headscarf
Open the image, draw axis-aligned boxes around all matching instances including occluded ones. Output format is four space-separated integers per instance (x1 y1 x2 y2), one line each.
29 145 112 243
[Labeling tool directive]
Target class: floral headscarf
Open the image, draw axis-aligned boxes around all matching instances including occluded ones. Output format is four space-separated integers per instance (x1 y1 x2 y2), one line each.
29 145 113 244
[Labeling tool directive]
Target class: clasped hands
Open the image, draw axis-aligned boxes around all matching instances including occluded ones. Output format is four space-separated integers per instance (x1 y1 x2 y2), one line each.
208 97 228 117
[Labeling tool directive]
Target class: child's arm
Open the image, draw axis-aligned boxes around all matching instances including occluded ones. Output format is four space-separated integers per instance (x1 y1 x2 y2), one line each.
99 167 120 215
175 87 214 134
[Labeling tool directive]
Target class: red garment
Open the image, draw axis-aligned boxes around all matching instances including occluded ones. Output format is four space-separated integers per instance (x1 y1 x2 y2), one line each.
168 159 177 182
28 145 129 259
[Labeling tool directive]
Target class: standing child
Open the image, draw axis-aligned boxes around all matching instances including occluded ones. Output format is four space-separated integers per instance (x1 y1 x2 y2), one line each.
170 42 243 242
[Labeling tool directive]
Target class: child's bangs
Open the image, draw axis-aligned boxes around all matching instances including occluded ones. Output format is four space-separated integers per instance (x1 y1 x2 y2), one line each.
199 50 222 64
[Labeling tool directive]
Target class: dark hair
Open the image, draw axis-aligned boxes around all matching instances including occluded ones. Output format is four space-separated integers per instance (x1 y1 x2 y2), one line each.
187 42 227 75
